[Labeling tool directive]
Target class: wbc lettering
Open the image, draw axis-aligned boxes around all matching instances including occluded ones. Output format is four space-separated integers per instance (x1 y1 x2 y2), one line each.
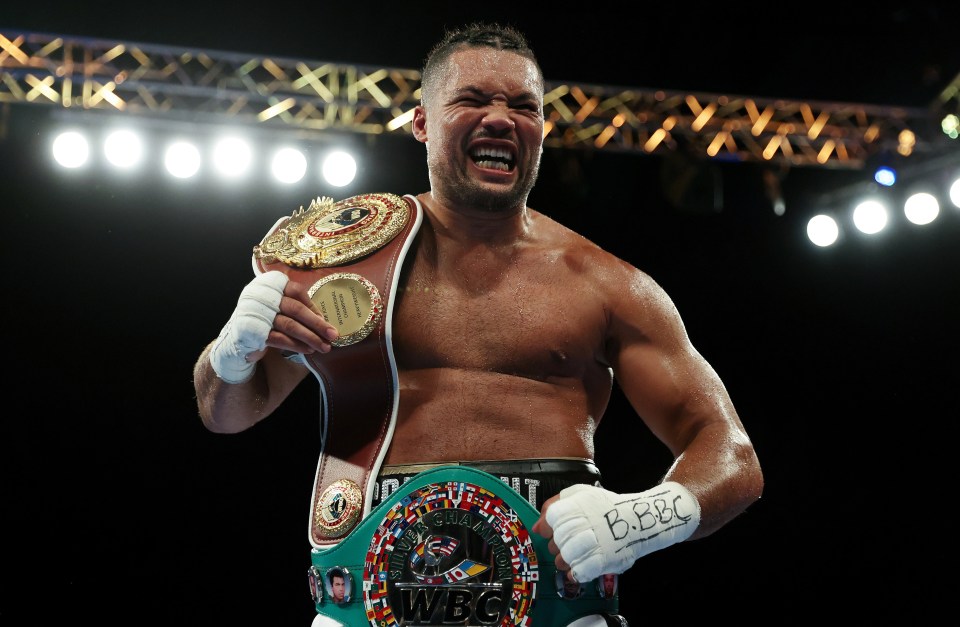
398 587 504 624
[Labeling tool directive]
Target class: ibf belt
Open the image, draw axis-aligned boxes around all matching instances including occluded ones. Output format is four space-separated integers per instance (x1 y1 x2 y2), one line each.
253 192 423 547
307 465 619 626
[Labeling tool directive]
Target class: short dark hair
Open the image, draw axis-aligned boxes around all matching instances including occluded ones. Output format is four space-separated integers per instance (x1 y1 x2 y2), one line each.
327 567 344 584
420 22 543 102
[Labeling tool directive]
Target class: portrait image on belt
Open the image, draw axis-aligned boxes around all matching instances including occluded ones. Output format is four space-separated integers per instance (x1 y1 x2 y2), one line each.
599 573 618 600
557 570 584 599
324 567 351 605
193 20 765 627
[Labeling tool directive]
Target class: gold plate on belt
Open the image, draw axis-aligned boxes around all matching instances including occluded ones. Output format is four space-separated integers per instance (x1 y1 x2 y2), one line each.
314 479 363 539
307 272 383 347
254 193 409 269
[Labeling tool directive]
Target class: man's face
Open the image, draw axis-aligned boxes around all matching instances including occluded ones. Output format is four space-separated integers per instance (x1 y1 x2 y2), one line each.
414 47 544 213
331 575 346 601
603 574 615 595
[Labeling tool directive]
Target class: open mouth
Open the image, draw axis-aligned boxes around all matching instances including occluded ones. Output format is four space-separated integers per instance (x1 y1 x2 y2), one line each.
469 146 515 172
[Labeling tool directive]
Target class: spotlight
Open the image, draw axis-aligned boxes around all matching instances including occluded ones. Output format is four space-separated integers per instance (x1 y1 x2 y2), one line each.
322 150 357 187
271 147 307 184
52 130 90 169
212 136 253 178
104 129 144 169
903 191 939 226
950 175 960 209
807 214 840 247
874 166 897 187
164 140 202 179
852 199 889 235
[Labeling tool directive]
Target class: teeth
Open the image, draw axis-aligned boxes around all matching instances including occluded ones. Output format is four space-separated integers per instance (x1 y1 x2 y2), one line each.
472 147 512 161
470 147 514 171
475 159 510 171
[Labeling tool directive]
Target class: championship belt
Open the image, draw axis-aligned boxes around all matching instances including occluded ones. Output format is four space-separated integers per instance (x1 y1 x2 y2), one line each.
306 465 619 626
253 192 423 547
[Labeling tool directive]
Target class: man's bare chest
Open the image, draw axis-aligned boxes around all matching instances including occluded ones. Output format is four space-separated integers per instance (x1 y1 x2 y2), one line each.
390 260 603 375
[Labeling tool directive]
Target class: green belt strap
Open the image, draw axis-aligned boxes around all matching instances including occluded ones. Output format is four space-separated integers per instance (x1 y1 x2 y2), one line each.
308 464 619 626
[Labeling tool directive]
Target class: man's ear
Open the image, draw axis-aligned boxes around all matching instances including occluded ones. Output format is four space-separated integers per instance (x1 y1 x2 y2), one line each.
412 105 427 143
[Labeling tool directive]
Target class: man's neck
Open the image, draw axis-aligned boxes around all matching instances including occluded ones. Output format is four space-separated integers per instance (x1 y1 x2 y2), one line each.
417 191 531 245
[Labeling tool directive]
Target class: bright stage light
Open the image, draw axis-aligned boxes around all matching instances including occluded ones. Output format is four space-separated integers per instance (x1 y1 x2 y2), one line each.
104 129 144 169
322 150 357 187
212 136 253 178
52 131 90 169
852 199 889 235
903 191 939 225
271 147 307 184
874 166 897 187
950 176 960 209
164 141 202 179
807 214 839 247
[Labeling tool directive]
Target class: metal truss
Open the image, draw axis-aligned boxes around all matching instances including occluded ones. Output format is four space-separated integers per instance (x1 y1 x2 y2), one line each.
1 29 955 170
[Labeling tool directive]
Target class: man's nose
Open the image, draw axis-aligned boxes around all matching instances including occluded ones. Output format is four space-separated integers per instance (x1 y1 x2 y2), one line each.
481 105 516 134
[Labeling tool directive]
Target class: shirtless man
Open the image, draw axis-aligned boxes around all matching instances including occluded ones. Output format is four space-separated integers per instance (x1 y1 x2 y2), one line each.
193 23 763 627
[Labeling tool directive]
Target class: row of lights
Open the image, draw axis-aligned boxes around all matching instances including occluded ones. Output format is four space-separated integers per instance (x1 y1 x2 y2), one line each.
805 166 960 248
50 127 360 187
47 124 958 250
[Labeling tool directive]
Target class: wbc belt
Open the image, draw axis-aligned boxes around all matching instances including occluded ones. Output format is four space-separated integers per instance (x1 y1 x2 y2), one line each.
307 465 619 626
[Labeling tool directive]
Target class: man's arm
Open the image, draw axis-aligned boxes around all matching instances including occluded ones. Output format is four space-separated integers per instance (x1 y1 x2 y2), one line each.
606 269 763 540
534 264 763 581
193 271 340 433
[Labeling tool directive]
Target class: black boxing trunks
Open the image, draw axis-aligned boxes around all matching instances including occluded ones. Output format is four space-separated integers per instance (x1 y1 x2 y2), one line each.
371 458 603 511
307 463 624 626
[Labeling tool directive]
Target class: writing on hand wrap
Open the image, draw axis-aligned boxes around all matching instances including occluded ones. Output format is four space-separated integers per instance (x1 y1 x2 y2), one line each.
604 488 697 554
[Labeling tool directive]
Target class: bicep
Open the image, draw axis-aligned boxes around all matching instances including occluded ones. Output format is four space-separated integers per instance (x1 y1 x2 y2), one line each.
606 278 740 456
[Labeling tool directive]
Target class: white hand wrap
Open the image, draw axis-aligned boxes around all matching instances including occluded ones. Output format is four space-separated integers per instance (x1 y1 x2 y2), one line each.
545 481 701 583
208 271 289 384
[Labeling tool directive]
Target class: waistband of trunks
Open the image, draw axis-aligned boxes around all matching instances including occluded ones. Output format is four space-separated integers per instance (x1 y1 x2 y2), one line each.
372 457 602 511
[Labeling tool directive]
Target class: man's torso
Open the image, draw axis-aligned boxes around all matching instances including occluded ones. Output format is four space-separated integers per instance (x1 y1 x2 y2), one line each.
384 203 620 464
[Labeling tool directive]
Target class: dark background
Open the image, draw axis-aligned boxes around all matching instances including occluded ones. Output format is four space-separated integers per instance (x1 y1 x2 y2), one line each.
3 3 958 624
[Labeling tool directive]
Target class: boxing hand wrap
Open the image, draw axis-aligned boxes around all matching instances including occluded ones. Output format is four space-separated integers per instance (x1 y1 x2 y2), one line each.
545 481 701 583
208 271 289 384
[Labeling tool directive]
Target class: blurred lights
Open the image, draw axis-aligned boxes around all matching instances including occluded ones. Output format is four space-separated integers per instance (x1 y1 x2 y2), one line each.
903 191 939 225
896 129 916 157
164 141 202 179
852 199 889 235
322 151 358 187
104 129 143 169
52 131 89 168
804 168 960 247
874 166 896 187
45 124 955 250
807 214 840 247
212 136 253 178
271 147 308 184
942 114 959 140
49 125 359 189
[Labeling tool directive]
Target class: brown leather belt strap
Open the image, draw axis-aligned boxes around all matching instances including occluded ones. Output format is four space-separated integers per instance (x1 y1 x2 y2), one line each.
254 193 423 547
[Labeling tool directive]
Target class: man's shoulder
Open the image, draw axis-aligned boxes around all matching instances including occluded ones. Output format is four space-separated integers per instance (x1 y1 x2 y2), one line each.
532 210 647 279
